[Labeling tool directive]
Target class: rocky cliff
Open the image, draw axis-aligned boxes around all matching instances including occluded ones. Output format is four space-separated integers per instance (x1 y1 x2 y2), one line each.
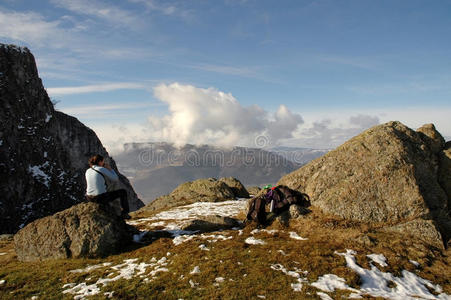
0 44 144 233
278 121 451 247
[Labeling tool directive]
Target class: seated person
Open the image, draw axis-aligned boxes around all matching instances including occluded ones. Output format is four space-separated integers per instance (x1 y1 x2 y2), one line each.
85 154 130 219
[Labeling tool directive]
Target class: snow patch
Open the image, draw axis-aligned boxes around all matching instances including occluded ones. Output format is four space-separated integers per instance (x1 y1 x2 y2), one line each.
245 237 266 245
0 252 7 256
251 229 278 235
289 231 308 240
28 164 50 187
410 260 420 268
199 244 210 251
190 266 201 274
270 263 308 292
335 249 449 299
317 292 334 300
45 114 52 123
367 253 388 267
312 274 357 293
63 257 169 298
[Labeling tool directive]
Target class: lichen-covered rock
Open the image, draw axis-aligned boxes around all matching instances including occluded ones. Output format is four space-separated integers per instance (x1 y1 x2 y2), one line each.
0 44 143 233
219 177 249 198
139 178 235 213
179 215 241 232
417 123 445 155
14 202 131 262
246 186 261 196
278 121 450 246
383 219 444 249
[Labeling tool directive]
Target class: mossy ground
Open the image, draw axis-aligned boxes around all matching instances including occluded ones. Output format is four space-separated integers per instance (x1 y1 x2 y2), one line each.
1 208 450 299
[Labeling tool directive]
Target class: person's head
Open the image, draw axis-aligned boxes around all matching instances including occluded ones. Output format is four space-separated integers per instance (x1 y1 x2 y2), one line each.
89 154 104 167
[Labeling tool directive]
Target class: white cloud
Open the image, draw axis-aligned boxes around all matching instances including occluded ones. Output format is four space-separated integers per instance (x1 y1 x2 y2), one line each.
47 82 152 95
128 0 194 20
50 0 140 28
145 83 304 147
58 102 161 117
0 9 66 46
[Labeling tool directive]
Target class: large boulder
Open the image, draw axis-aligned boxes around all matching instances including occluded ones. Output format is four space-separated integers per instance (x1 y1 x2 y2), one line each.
219 177 249 198
14 202 131 262
278 121 450 246
138 178 235 213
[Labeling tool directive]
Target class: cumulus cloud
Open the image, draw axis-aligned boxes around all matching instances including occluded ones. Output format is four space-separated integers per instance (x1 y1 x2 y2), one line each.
146 83 304 147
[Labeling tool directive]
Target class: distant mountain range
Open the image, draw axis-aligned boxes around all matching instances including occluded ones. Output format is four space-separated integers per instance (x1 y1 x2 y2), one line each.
114 142 328 204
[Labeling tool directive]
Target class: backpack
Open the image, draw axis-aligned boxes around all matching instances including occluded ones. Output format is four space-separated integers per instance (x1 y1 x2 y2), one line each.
267 185 310 214
246 196 268 225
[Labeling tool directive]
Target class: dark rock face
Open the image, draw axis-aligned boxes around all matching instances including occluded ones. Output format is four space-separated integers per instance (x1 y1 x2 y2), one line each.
14 202 131 261
278 121 450 247
0 44 143 233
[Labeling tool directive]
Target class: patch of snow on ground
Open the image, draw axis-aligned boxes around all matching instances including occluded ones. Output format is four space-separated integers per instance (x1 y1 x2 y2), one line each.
270 264 308 292
63 257 169 298
317 292 334 300
199 244 210 251
367 253 388 267
289 232 308 240
245 237 266 245
189 279 199 288
335 249 449 300
312 274 358 293
190 266 201 274
70 262 112 273
410 260 420 268
0 280 5 285
251 229 279 235
0 252 6 256
215 277 225 283
150 200 247 221
173 233 232 245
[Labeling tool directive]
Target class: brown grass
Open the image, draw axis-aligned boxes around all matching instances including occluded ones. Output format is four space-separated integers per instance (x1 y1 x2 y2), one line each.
0 210 450 299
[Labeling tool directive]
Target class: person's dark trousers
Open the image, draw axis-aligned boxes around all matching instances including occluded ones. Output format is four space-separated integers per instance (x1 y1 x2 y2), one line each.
89 189 129 213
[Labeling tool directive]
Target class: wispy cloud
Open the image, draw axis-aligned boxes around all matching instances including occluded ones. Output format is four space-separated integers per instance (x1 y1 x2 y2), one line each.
0 9 67 46
49 0 140 28
47 82 152 96
317 54 380 71
128 0 194 21
59 102 161 116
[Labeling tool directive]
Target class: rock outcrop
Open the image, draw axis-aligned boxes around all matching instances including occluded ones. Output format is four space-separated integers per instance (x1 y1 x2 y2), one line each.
0 44 144 233
14 202 131 261
179 215 241 232
218 177 249 198
137 178 237 213
278 121 450 246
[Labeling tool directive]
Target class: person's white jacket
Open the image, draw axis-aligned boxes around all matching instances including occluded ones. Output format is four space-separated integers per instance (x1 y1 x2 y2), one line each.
85 165 119 196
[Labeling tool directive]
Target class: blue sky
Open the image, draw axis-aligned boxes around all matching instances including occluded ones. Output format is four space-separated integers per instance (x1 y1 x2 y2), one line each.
1 0 450 151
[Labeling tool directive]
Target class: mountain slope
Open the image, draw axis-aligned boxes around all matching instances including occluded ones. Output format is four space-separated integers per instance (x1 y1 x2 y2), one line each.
115 142 317 203
0 44 143 233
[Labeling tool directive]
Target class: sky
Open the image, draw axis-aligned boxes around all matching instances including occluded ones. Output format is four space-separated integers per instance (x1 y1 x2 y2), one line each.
1 0 450 153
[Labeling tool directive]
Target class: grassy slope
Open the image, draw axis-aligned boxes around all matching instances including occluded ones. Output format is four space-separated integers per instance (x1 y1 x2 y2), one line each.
0 208 450 299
